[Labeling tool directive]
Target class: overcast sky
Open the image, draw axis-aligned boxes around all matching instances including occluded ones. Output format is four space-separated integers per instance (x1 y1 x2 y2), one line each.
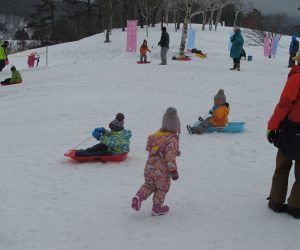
250 0 299 18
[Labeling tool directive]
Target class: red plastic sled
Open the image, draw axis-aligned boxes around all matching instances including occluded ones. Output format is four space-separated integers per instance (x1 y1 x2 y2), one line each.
137 61 151 64
64 149 128 163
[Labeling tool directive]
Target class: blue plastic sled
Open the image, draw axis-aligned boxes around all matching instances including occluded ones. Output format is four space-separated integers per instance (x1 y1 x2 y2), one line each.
192 121 245 133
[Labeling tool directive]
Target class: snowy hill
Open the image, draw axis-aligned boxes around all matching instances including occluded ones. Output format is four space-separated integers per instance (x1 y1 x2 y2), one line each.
0 25 298 250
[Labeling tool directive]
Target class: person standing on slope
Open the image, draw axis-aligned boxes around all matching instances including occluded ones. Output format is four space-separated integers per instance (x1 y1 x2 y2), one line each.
267 65 300 219
131 107 181 216
230 27 244 71
288 36 299 68
158 27 169 65
0 41 9 72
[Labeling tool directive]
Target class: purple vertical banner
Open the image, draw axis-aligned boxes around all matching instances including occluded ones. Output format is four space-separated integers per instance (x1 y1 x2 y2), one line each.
264 38 271 57
126 20 137 53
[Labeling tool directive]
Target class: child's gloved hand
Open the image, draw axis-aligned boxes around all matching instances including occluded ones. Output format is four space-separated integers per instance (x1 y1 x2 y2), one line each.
92 127 106 140
208 110 214 115
198 116 204 121
267 129 276 144
170 170 179 181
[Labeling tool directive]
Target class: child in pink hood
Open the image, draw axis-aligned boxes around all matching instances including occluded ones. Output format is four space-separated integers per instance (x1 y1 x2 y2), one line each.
131 107 181 216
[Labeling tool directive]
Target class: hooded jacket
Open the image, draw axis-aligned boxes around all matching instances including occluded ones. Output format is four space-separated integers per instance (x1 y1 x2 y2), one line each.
289 36 299 54
268 66 300 130
230 31 244 59
98 129 132 154
0 43 8 60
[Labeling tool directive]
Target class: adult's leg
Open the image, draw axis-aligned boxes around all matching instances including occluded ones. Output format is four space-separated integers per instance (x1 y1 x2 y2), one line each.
161 47 168 65
236 58 241 71
289 53 296 67
0 60 5 72
230 58 237 70
269 150 293 204
288 159 300 208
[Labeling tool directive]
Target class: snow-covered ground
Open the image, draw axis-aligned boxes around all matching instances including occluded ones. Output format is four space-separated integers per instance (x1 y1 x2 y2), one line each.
0 25 298 250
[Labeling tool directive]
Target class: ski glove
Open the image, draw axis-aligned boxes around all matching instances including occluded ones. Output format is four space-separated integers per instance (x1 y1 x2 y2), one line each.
92 127 106 140
170 170 179 181
267 129 276 144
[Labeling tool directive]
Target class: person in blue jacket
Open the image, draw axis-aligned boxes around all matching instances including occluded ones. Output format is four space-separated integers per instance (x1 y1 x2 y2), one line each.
289 36 299 67
230 27 244 71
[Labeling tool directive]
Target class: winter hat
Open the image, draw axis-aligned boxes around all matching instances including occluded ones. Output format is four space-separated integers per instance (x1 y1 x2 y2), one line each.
109 113 125 132
162 27 167 32
161 107 181 133
10 66 16 72
214 89 226 103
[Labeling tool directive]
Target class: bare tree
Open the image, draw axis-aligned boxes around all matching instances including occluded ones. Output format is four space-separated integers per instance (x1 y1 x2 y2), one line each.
244 13 286 46
178 0 193 58
138 0 161 37
231 0 251 27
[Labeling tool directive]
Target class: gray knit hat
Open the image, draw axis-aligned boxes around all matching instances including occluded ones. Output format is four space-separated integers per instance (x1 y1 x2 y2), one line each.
161 107 181 133
214 89 226 103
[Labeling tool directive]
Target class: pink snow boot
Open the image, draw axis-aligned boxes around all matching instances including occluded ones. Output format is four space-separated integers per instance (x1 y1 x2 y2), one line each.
131 194 142 211
151 204 170 216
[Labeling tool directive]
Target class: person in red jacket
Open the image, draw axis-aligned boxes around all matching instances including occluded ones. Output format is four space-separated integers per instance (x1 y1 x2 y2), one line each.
139 39 151 63
267 65 300 219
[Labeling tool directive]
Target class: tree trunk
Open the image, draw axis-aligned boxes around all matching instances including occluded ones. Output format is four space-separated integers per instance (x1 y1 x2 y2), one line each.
209 8 214 31
178 1 192 58
161 8 165 29
105 0 111 42
202 12 207 31
122 0 127 31
234 10 239 28
215 8 223 31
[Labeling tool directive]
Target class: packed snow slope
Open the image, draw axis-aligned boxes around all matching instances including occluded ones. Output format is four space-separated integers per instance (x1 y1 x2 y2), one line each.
1 25 299 250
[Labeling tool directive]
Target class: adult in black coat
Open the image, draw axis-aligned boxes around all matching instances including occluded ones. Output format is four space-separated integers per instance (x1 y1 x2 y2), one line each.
158 27 169 65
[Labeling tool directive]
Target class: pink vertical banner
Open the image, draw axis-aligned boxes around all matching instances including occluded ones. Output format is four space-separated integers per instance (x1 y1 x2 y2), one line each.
264 38 271 57
126 20 137 53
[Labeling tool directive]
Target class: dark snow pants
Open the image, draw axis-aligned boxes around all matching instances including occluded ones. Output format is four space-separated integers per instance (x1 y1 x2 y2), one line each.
76 143 113 157
0 60 5 72
0 78 11 85
269 150 300 208
289 53 296 67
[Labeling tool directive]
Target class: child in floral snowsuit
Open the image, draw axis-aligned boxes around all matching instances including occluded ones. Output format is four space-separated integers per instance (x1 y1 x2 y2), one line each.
131 107 181 216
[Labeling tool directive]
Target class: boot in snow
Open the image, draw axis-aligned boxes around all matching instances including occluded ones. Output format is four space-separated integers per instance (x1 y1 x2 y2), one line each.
237 62 241 71
230 63 237 70
151 204 170 216
286 205 300 219
267 197 286 213
131 194 142 211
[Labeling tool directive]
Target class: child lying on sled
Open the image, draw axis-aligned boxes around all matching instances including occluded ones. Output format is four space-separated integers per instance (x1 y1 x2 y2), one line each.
187 89 230 134
76 113 132 157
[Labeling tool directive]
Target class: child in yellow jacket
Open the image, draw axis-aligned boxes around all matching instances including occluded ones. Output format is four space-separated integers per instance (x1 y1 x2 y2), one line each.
187 89 230 134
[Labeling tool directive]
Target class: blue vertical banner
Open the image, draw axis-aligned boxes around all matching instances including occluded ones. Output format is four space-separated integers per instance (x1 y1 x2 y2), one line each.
187 29 196 49
228 32 234 51
271 35 280 58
